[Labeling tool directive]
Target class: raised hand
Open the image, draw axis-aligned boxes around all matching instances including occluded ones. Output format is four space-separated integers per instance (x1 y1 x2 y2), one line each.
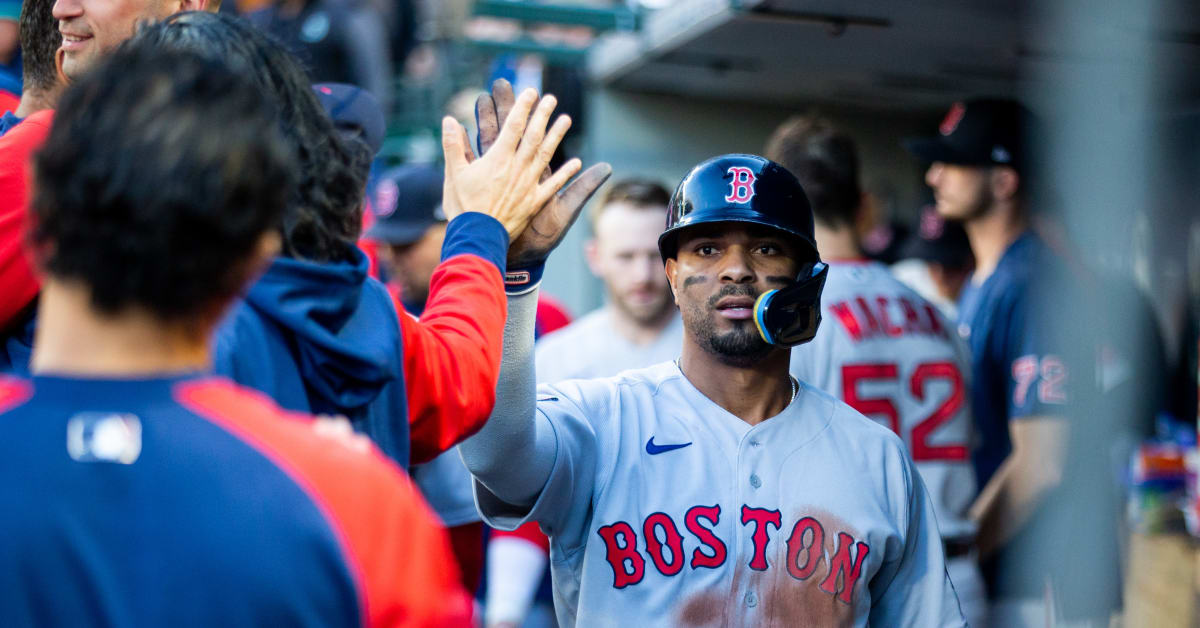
441 88 581 241
475 79 612 268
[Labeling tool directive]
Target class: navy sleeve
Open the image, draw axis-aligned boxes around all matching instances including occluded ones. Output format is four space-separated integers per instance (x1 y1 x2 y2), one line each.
441 212 508 279
1003 287 1071 420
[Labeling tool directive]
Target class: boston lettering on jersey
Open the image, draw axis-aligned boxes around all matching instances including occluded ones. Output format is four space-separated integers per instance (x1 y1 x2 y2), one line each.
596 506 870 604
828 295 947 343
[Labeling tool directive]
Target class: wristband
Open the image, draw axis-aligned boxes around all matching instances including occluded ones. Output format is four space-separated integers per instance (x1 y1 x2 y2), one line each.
504 262 545 295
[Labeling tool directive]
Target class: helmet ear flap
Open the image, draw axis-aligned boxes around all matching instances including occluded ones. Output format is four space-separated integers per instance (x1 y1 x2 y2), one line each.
753 262 828 347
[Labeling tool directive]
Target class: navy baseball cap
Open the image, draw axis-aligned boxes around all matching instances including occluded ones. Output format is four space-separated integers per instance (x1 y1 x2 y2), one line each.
904 99 1027 172
900 206 973 268
365 164 445 245
313 83 385 156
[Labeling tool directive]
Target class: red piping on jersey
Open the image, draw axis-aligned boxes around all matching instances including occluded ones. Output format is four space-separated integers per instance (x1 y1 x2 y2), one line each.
0 376 33 413
175 379 370 623
175 378 472 627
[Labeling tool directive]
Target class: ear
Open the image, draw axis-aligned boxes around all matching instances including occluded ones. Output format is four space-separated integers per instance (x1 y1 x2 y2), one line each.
664 258 680 305
991 167 1020 202
583 239 603 277
251 231 282 272
854 191 876 238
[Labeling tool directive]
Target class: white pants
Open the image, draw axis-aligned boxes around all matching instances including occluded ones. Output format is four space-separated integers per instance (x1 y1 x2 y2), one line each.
947 555 988 628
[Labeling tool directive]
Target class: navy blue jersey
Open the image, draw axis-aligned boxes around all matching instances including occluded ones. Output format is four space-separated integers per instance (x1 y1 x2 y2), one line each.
956 232 1073 488
0 374 471 627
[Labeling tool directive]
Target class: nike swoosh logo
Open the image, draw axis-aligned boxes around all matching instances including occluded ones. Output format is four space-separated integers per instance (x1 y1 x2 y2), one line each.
646 437 692 455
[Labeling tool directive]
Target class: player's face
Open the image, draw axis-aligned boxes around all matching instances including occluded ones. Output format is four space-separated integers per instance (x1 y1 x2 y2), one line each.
588 202 674 326
53 0 181 79
379 223 447 308
666 224 799 366
924 162 993 221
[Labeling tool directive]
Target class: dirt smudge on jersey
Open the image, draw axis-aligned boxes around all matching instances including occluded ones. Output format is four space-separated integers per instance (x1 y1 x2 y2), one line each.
675 510 861 627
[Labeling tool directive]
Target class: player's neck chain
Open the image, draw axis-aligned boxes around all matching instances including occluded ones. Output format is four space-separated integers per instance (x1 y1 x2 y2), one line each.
675 359 798 406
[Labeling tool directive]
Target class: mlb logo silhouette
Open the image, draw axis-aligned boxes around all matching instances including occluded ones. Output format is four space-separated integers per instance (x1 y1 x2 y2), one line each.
725 166 756 204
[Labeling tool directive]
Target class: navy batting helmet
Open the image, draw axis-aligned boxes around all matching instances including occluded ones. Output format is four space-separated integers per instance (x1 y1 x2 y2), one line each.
657 154 819 263
659 154 827 347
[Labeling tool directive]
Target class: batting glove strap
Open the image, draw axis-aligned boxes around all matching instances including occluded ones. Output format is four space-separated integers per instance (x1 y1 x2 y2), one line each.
504 262 545 296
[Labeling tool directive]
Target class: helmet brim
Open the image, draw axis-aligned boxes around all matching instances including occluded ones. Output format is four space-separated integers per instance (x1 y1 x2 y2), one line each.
658 213 820 264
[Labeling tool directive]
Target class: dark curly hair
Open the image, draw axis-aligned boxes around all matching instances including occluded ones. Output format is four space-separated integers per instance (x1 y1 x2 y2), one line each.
133 12 371 263
31 44 297 320
765 115 862 229
20 0 61 93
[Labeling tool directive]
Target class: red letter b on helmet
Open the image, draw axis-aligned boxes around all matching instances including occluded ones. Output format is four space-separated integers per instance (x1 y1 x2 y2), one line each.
725 166 756 203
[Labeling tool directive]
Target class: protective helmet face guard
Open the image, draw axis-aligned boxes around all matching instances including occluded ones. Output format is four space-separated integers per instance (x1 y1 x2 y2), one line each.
753 262 828 347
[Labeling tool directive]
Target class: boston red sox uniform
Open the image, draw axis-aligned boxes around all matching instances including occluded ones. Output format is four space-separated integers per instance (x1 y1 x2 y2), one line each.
790 260 984 625
462 289 966 627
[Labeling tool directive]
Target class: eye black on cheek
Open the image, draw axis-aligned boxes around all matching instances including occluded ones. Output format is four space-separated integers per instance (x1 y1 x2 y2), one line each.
682 275 708 288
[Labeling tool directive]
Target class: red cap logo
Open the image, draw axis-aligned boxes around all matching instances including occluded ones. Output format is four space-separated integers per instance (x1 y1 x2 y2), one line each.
919 207 945 240
939 102 966 136
374 178 399 217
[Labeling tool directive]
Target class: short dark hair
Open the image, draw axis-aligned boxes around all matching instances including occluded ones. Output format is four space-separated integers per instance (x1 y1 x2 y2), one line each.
19 0 60 92
133 12 370 264
31 44 296 320
590 178 670 230
765 116 862 228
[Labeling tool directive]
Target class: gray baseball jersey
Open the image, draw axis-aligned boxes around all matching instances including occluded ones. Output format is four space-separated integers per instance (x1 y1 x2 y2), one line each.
474 361 965 627
535 307 683 383
790 261 976 540
412 449 479 527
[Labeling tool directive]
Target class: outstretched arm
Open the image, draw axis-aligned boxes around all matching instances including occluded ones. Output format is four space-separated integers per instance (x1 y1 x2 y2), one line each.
458 79 611 508
403 213 508 464
402 84 588 462
457 286 554 506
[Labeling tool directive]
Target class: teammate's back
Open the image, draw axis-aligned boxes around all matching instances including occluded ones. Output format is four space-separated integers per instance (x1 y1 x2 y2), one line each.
768 115 984 625
0 374 470 627
791 261 975 538
0 37 471 627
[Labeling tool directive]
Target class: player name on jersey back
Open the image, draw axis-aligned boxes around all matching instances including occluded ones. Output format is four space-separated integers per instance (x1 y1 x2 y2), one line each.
473 362 964 628
827 293 949 343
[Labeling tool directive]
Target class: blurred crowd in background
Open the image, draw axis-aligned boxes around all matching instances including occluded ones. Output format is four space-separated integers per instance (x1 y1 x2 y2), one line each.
2 0 1200 625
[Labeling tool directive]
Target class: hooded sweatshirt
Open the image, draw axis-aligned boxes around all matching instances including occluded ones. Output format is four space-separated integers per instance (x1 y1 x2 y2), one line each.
213 212 508 470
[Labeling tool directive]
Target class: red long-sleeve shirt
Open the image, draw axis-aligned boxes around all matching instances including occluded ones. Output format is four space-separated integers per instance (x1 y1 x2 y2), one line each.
0 110 53 328
395 235 508 465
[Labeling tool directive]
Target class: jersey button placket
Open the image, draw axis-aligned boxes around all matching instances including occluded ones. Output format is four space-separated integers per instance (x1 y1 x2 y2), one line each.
744 591 758 607
749 473 761 489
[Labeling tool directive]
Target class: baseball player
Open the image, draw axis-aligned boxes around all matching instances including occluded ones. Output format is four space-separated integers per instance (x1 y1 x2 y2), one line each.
534 178 684 382
0 43 469 626
459 153 965 626
766 116 984 625
904 99 1113 624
